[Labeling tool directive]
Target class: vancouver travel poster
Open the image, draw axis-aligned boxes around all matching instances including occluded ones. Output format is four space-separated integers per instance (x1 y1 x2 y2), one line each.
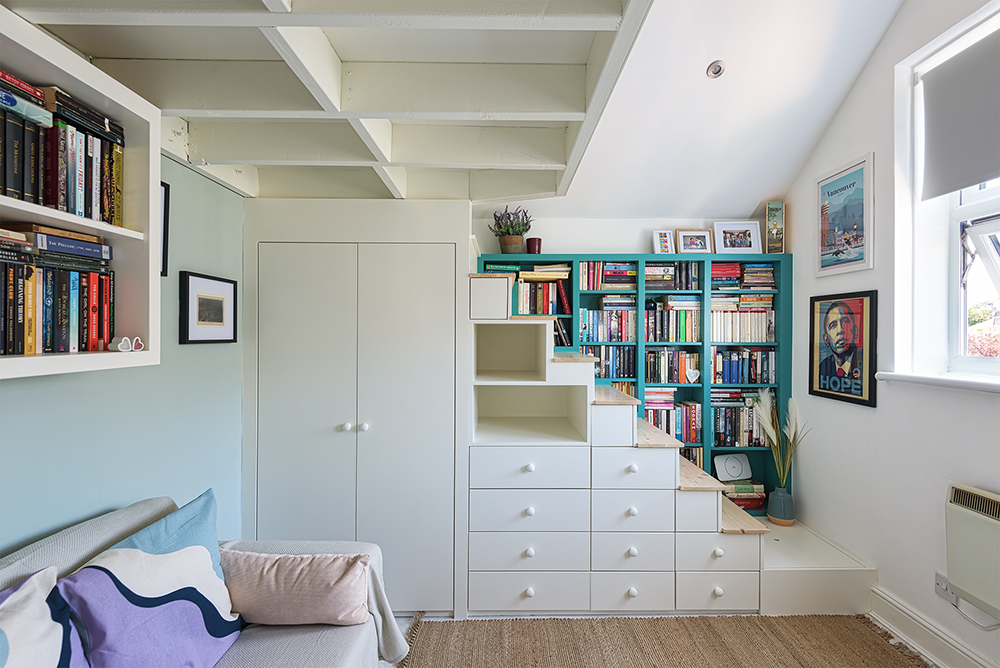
817 157 870 274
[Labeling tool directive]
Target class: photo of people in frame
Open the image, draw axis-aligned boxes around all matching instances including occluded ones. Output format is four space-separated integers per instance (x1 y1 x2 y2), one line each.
809 290 877 407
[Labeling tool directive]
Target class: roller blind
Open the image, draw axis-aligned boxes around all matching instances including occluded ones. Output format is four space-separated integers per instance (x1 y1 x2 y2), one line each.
921 28 1000 201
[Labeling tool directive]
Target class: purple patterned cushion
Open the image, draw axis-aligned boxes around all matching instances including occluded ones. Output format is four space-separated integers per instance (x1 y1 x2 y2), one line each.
0 567 87 668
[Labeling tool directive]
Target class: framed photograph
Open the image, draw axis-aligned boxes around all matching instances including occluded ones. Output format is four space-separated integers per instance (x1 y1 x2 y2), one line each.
652 230 674 254
808 290 877 407
179 271 237 344
816 153 873 276
160 182 170 276
713 221 762 254
765 200 784 254
675 229 713 254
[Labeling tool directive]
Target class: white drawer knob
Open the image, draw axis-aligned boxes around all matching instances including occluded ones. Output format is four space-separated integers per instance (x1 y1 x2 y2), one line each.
524 463 535 473
713 548 725 558
627 464 639 473
358 422 370 432
628 587 639 598
627 547 639 558
525 506 536 516
524 587 535 598
713 587 725 597
342 422 353 432
524 548 535 558
627 506 639 517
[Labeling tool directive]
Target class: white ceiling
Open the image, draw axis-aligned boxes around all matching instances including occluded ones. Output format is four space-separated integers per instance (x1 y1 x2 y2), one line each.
5 0 904 218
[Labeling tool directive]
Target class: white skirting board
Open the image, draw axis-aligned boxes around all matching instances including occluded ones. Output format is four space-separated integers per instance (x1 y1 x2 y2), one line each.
869 586 998 668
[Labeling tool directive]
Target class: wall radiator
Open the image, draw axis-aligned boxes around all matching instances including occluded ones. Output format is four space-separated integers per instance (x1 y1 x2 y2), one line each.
946 484 1000 619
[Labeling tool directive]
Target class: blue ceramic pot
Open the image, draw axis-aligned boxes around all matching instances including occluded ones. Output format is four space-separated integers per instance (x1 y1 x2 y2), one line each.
767 486 795 526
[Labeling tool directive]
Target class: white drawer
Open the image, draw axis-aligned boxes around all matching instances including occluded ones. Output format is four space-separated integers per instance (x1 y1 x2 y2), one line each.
470 532 591 571
592 448 677 490
591 572 675 612
470 489 590 532
592 405 637 446
469 572 591 611
470 447 590 489
675 571 760 611
591 532 674 571
675 490 721 532
675 532 760 571
591 490 674 532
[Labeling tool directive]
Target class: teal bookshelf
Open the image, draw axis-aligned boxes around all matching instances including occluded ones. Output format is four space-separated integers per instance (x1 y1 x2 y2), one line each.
478 252 793 514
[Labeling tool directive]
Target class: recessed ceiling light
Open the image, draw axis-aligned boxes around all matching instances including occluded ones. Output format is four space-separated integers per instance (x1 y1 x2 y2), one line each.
706 60 726 79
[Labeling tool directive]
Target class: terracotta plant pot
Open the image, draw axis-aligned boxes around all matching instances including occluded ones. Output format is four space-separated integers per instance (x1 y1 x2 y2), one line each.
498 235 525 254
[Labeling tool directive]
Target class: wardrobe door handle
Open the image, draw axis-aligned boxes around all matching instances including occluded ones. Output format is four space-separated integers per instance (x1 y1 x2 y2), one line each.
342 423 353 432
358 422 370 432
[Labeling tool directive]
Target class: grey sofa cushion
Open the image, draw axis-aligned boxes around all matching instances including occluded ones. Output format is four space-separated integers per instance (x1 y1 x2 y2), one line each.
214 620 379 668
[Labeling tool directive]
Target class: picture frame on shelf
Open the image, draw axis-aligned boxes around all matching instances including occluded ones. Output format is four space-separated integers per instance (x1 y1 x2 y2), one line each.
675 229 713 253
179 271 237 344
765 200 784 253
713 221 762 254
816 153 874 276
160 182 170 276
808 290 877 407
652 230 674 254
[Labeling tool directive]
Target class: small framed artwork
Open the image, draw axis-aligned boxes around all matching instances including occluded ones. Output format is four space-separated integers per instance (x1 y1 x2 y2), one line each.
179 271 237 344
713 221 762 254
808 290 877 407
675 229 713 253
160 182 170 276
816 153 874 276
765 200 784 254
652 230 674 254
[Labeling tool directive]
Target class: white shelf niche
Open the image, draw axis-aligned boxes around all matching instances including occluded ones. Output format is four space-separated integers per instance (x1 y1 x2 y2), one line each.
474 321 550 383
473 384 589 444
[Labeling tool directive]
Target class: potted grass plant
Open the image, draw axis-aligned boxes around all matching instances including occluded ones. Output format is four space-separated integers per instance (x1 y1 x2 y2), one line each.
753 388 810 526
489 206 533 254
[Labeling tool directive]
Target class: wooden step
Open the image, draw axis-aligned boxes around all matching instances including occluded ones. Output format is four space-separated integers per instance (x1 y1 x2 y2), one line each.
552 351 599 363
593 385 641 405
721 497 770 534
678 456 725 491
635 418 683 448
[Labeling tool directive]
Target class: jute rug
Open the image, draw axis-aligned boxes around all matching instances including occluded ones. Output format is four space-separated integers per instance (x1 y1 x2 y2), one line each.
396 613 932 668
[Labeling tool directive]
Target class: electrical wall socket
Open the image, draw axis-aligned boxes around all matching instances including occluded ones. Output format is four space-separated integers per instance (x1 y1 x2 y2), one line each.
935 572 959 605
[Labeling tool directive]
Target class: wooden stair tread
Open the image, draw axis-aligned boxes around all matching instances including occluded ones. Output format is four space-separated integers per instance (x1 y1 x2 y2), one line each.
552 351 599 363
593 385 641 405
678 456 726 491
469 272 516 279
635 418 683 448
721 497 770 534
511 315 556 321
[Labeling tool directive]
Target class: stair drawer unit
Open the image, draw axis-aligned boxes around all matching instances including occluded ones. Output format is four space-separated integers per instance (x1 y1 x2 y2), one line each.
591 532 675 571
675 490 722 532
591 572 676 612
675 533 760 572
469 572 591 612
675 571 760 611
592 447 678 489
591 490 675 532
470 446 590 489
470 532 591 571
470 489 591 532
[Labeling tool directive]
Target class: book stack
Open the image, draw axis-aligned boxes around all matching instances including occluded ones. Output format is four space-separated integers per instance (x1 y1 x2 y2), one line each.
710 388 765 447
482 262 520 273
644 348 700 384
643 396 701 443
711 262 741 290
644 262 676 289
1 224 115 355
740 263 775 290
721 478 766 510
600 261 637 290
645 295 701 342
1 70 126 225
581 344 635 380
643 386 675 433
711 347 776 384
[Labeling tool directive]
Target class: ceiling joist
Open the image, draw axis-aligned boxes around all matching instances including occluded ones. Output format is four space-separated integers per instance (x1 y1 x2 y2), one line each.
260 26 342 112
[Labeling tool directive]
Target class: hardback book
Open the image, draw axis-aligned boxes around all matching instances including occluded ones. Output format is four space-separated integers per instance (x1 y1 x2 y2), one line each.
3 222 103 244
40 87 125 141
555 318 571 347
74 127 85 217
54 269 70 353
22 264 35 354
555 278 571 314
4 110 23 199
0 88 53 128
42 266 54 353
5 263 14 354
87 272 99 351
68 271 80 352
42 117 67 211
22 119 37 204
0 70 45 104
35 233 112 260
13 263 24 354
65 123 76 214
79 272 89 352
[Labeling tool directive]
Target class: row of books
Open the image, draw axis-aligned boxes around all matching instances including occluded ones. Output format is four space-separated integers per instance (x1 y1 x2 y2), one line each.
644 348 700 384
579 307 637 343
581 344 636 380
711 347 776 384
515 277 571 315
711 262 775 291
710 308 775 343
679 446 703 469
643 400 701 443
579 261 637 290
646 261 700 290
1 69 125 225
609 381 636 398
644 295 701 342
711 390 767 448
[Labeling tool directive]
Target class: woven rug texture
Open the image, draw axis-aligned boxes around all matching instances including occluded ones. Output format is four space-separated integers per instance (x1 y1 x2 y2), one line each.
396 613 932 668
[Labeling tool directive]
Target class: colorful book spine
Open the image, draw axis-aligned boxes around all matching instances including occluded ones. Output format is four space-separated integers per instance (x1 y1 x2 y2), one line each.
34 233 112 260
0 89 53 128
23 264 35 354
74 128 85 216
68 271 80 353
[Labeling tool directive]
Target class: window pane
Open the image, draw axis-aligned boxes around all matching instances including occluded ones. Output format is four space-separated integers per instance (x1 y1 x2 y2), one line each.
966 255 1000 358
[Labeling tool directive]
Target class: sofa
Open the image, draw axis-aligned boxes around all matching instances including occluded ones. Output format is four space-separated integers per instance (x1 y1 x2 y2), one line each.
0 494 409 668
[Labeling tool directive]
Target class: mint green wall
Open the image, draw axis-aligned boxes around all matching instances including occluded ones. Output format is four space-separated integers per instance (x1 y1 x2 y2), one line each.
0 156 244 554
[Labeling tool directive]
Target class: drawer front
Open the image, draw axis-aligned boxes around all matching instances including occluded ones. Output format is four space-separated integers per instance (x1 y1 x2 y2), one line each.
592 448 677 490
470 532 591 571
675 571 760 611
469 572 591 612
675 490 721 532
470 276 511 320
592 405 637 446
591 532 674 571
675 532 760 571
591 572 675 612
470 447 590 489
591 490 674 532
470 489 590 532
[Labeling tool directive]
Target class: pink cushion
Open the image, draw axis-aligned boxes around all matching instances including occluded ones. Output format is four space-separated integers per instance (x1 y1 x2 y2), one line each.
220 550 370 626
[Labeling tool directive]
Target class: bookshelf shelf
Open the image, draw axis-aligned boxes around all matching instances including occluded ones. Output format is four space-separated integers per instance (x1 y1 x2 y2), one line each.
0 7 160 379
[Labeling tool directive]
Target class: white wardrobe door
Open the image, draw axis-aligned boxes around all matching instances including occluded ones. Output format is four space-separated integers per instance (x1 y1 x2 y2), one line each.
356 242 455 612
256 242 359 541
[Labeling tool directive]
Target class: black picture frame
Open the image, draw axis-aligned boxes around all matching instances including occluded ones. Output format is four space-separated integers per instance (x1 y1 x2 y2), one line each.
808 290 877 407
179 271 237 344
160 181 170 277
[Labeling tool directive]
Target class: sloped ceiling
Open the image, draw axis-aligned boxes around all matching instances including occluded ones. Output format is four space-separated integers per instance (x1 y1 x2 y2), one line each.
5 0 654 203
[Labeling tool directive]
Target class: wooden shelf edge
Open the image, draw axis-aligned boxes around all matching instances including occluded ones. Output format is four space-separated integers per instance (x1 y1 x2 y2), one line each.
552 351 598 363
721 497 770 534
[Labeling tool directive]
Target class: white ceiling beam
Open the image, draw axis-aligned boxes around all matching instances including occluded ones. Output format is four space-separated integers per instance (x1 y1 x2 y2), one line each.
405 169 471 200
256 165 392 198
392 125 566 170
261 0 292 12
349 118 393 163
260 26 342 112
188 120 375 165
10 1 622 30
470 169 558 203
373 165 407 199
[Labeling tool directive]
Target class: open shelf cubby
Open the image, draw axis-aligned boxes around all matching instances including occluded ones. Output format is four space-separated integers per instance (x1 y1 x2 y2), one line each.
474 321 550 383
473 384 589 445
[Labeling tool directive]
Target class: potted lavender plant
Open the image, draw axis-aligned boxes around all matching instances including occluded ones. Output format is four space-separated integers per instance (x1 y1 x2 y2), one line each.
490 206 533 254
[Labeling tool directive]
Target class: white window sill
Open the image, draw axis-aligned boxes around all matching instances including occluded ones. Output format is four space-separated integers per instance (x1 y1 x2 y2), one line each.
876 371 1000 393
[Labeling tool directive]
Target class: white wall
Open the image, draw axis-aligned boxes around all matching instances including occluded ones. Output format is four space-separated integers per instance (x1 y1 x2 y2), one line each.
472 217 714 255
782 1 999 663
